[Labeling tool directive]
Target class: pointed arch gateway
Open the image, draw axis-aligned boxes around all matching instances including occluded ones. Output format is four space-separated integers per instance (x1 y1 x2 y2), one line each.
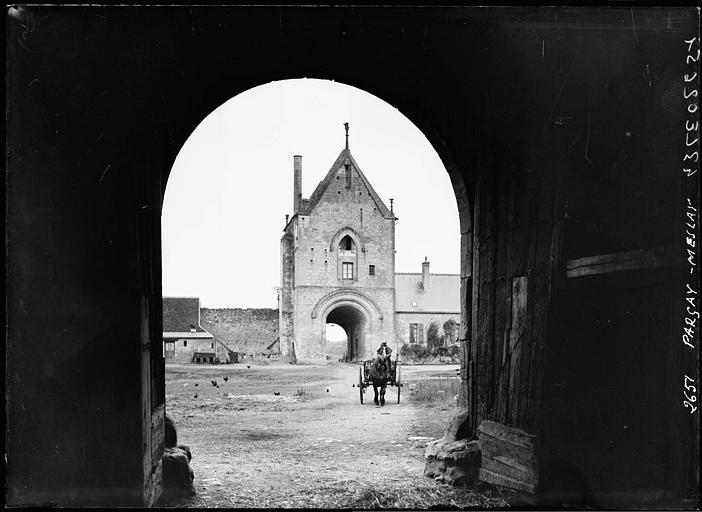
312 290 384 362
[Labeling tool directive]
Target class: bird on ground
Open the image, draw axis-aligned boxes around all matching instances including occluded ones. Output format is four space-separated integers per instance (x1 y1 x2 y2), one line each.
194 383 198 386
223 376 229 382
326 389 329 393
274 392 280 396
194 394 198 398
211 380 217 387
246 365 250 369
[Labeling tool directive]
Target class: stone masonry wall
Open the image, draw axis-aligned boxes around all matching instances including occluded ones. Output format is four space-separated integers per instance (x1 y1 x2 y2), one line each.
279 232 295 358
200 308 279 355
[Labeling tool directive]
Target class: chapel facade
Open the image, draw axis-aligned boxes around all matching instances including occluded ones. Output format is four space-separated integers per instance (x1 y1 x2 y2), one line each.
279 125 460 364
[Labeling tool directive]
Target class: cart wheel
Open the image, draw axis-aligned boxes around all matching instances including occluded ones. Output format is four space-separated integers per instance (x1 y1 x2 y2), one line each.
396 366 401 404
358 366 364 404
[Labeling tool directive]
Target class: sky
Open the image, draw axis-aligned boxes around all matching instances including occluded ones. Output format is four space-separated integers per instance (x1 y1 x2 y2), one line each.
162 78 460 309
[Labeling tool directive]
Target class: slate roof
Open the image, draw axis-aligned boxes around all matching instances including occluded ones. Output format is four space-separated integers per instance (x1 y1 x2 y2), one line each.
394 273 460 313
300 148 394 219
163 297 208 333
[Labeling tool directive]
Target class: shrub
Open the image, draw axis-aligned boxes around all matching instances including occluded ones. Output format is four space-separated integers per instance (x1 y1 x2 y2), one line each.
400 343 429 360
435 344 460 358
443 319 457 344
426 322 443 355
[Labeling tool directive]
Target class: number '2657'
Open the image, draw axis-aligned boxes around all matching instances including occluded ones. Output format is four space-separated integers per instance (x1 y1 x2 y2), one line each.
683 375 698 414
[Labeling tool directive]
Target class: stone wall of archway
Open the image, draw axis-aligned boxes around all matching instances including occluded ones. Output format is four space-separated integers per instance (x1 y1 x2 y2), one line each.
293 290 388 364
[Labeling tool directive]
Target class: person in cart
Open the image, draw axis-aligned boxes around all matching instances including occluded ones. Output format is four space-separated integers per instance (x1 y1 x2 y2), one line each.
377 341 392 361
376 341 395 384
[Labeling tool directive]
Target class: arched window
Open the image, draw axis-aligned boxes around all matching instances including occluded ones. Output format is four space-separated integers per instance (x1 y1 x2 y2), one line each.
339 235 355 252
337 234 359 281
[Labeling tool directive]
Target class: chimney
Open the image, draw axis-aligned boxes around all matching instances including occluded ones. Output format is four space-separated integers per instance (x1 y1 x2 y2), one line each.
293 155 302 213
422 257 430 290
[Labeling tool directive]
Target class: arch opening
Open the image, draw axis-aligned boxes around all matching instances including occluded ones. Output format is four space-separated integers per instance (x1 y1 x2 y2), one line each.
339 235 355 251
324 322 347 361
157 76 465 507
325 304 367 362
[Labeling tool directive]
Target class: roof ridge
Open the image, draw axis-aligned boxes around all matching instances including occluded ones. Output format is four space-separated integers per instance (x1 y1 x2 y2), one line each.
303 148 393 218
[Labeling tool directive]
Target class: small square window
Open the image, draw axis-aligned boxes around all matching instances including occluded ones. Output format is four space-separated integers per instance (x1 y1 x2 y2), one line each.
369 265 375 276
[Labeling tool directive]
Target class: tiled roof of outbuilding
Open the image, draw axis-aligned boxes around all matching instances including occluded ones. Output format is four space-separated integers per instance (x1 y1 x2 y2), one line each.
394 273 460 313
163 297 207 332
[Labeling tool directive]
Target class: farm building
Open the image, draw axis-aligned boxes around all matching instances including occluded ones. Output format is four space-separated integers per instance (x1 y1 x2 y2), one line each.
394 259 460 348
162 297 221 363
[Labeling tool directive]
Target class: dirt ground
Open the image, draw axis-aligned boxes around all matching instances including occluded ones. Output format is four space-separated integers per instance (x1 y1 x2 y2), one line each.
158 362 510 509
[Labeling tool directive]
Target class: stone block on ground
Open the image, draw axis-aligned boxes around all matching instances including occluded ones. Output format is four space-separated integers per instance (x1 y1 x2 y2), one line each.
443 407 471 442
178 443 192 462
424 438 481 486
162 445 196 497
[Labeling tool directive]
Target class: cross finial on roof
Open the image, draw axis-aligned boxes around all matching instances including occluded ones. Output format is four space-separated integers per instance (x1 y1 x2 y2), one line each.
344 122 349 150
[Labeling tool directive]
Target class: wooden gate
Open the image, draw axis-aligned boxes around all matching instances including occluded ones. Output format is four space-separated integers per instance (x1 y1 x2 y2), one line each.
136 168 166 507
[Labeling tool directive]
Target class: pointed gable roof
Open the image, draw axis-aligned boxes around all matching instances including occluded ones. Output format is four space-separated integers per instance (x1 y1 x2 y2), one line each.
301 148 394 219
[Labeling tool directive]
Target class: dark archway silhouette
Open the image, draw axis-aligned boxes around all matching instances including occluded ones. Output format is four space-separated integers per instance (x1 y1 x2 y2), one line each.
6 6 698 508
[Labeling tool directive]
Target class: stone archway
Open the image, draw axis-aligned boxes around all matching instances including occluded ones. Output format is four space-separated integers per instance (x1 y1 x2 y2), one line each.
312 290 385 363
3 9 485 505
324 304 367 362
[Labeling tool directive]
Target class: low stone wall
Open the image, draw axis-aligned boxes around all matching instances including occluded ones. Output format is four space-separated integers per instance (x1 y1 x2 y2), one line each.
200 308 279 355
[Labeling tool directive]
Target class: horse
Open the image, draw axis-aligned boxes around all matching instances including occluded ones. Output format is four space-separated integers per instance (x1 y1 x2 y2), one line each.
368 356 391 406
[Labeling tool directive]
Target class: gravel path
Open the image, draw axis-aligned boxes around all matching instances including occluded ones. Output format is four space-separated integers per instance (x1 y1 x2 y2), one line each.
158 362 508 508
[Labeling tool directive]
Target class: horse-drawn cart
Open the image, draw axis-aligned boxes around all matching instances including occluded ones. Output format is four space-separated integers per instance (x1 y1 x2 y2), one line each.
358 357 401 405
